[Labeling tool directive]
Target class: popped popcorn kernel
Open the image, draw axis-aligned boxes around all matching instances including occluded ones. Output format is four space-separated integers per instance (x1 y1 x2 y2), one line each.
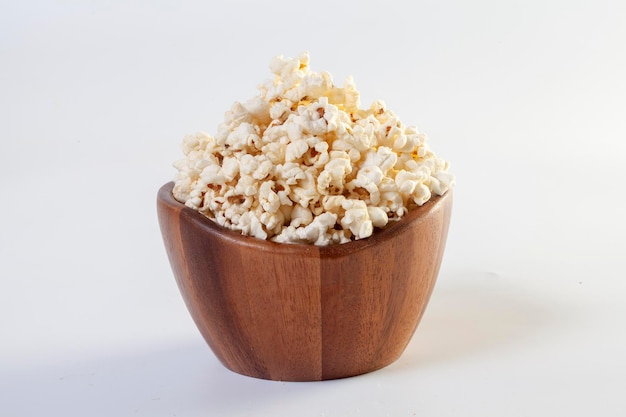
173 52 454 245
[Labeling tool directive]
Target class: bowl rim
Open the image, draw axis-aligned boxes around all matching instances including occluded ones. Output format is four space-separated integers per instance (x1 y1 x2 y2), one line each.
158 182 451 258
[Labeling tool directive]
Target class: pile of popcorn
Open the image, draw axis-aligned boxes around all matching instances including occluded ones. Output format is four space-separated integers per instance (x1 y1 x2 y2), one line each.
173 52 454 245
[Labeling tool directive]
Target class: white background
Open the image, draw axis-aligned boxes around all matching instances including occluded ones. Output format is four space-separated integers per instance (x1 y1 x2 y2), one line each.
2 0 625 415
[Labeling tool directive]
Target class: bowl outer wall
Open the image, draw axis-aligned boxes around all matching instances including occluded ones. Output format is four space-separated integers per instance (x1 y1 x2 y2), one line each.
157 182 452 381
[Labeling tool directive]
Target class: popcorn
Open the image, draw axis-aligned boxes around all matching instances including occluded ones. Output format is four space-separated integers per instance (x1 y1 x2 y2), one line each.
173 52 455 245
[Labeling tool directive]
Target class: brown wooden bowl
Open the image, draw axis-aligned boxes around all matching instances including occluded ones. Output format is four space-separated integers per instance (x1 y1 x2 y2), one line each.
157 182 452 381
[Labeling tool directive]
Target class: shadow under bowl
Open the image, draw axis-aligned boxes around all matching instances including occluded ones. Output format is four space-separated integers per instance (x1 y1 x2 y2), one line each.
157 182 452 381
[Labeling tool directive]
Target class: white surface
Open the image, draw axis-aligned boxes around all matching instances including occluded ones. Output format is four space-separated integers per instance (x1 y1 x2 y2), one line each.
1 0 625 416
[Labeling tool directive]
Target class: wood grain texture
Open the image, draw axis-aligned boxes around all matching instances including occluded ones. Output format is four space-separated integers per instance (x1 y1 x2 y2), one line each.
157 182 452 381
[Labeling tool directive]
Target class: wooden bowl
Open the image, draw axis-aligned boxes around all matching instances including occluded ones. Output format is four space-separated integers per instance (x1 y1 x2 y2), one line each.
157 182 452 381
